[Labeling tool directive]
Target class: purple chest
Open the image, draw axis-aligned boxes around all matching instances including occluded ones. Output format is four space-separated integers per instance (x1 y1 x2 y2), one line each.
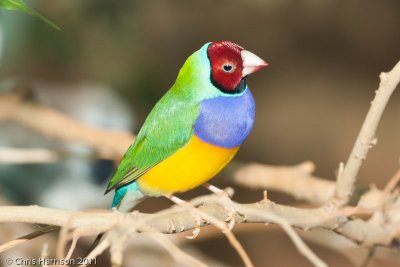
194 88 255 148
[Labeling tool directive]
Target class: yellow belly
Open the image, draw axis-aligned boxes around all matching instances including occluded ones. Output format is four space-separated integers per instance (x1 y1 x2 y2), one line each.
137 134 239 195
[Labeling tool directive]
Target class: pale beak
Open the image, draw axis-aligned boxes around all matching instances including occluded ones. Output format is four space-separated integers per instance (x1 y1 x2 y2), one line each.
241 49 268 77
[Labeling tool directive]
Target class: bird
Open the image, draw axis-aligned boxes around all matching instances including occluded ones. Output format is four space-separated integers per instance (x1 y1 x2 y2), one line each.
8 41 266 256
106 40 267 212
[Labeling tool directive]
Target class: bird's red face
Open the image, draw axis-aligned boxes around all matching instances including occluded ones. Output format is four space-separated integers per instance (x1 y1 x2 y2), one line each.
207 41 267 94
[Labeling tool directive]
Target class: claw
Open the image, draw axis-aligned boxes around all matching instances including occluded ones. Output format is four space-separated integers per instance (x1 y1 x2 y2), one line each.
165 194 203 239
186 213 202 239
203 183 236 230
186 227 201 239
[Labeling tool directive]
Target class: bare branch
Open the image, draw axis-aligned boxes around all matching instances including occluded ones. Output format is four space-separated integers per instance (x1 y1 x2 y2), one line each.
0 148 58 163
1 59 399 266
0 93 134 159
0 195 398 250
231 161 334 204
334 60 400 205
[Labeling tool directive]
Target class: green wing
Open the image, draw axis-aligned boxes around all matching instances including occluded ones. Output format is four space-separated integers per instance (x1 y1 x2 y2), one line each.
105 90 200 193
105 43 217 193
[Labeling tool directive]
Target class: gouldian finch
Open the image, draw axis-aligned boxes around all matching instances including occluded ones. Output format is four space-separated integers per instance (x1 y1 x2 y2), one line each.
106 41 267 212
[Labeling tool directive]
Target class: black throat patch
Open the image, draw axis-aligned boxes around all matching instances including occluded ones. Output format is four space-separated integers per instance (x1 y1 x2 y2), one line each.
211 77 247 95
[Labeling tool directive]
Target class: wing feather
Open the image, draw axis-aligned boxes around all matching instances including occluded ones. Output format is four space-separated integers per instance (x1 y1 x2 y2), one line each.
105 91 200 193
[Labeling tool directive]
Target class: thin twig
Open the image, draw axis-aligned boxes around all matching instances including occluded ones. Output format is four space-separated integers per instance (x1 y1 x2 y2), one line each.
56 226 69 259
144 232 208 267
239 205 327 267
334 60 400 205
0 148 58 163
383 169 400 195
167 195 254 267
85 235 110 264
65 232 79 261
0 225 58 252
40 243 49 267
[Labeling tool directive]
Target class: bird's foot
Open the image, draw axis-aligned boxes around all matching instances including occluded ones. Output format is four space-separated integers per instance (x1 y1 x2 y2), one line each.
165 195 202 239
203 183 236 230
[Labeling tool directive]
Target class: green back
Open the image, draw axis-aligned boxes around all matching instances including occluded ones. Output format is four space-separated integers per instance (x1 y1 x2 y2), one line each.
106 43 222 192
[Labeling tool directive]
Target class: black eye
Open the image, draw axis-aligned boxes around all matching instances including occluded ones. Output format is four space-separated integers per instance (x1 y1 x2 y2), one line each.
222 64 233 72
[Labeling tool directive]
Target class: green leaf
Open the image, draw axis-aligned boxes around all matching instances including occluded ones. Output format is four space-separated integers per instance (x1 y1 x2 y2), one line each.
0 0 61 31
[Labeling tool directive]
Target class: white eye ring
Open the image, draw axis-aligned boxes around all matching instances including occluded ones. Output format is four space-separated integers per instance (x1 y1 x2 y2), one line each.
222 63 234 72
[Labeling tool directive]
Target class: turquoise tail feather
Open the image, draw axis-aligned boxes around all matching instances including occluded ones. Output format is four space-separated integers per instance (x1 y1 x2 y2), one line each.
112 181 146 212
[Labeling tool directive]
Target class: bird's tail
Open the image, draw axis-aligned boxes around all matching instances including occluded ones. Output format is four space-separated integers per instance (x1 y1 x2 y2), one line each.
112 182 146 212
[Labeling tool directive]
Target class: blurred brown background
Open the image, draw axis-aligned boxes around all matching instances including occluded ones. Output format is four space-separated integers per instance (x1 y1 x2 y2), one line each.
0 0 400 266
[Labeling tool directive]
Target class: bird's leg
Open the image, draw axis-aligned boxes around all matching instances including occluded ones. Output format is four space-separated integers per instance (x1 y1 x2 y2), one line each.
169 195 187 205
203 183 233 198
203 183 236 229
164 195 202 239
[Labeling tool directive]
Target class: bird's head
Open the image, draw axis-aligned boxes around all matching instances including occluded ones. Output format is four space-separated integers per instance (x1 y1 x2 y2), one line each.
207 40 267 94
